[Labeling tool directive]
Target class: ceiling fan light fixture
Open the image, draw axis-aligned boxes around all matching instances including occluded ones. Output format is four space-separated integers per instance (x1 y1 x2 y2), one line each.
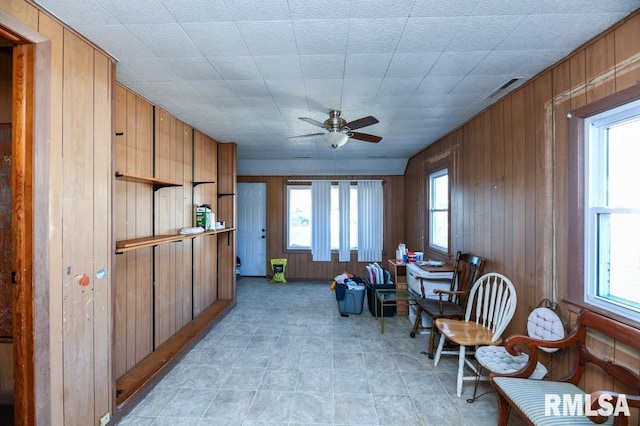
323 130 349 149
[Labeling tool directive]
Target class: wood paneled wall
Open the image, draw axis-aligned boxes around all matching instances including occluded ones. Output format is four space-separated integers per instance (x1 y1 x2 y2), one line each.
237 175 405 280
405 10 640 411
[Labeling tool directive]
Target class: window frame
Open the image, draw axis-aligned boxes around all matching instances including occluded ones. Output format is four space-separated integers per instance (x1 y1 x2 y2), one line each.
285 182 360 252
567 84 640 328
425 160 451 257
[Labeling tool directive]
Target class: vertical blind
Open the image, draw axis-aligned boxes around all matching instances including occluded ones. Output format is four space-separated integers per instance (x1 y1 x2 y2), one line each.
311 181 331 261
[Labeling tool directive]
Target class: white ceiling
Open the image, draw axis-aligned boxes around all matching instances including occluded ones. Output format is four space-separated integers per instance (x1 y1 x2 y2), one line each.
33 0 639 175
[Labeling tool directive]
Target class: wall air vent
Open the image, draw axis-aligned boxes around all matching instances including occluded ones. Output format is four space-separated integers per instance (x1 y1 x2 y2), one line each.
486 78 522 99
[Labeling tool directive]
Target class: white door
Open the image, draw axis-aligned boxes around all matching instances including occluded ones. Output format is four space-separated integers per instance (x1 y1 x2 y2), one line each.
237 182 267 276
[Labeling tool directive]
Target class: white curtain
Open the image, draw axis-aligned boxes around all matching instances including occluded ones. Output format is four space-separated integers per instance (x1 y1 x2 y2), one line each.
357 180 383 262
338 181 351 262
311 181 331 261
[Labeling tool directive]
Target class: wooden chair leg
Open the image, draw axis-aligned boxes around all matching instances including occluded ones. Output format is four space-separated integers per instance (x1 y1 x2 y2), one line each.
434 332 446 366
427 320 437 358
456 345 466 397
410 305 422 338
495 391 511 426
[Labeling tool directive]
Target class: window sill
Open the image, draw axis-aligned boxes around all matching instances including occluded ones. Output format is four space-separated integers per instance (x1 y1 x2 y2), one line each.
563 297 640 330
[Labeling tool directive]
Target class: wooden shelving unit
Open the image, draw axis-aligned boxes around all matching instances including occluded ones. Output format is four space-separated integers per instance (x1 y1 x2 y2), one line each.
115 228 235 254
115 171 182 190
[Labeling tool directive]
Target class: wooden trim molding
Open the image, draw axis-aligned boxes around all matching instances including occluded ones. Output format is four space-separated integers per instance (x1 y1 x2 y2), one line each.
566 83 640 328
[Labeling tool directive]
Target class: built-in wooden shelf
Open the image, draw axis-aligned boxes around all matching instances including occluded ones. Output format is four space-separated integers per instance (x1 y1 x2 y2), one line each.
115 171 182 190
115 228 236 254
193 180 215 187
115 299 235 412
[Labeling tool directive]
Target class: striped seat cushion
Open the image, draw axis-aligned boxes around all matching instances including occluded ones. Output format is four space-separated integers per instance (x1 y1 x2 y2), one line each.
492 377 614 425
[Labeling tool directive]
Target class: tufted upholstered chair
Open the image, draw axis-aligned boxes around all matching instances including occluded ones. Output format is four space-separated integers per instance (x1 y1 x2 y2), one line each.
470 305 565 402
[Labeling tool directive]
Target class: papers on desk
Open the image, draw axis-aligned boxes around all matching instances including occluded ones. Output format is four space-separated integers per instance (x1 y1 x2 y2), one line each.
420 260 445 267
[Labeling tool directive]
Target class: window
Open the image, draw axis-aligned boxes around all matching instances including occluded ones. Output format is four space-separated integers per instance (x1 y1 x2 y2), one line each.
287 184 358 250
584 98 640 321
428 168 449 252
288 186 312 249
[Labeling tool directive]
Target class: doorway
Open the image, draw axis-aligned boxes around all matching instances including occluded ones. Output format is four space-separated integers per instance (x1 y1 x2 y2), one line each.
237 182 267 276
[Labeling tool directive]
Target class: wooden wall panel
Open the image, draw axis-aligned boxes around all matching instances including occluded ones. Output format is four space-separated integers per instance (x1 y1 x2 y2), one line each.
237 175 405 280
114 85 153 378
38 13 65 425
0 51 11 122
614 14 640 91
404 10 640 410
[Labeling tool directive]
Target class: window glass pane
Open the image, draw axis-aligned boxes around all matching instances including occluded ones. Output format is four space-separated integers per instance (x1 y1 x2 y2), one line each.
432 174 449 209
607 118 640 207
429 169 449 251
431 211 448 249
288 186 311 248
597 213 640 306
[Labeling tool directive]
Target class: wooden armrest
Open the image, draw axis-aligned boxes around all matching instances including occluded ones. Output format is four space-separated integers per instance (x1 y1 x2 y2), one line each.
588 391 640 424
492 326 582 379
433 289 468 296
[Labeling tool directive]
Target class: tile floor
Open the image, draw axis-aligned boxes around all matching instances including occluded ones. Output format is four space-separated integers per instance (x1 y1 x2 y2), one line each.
117 277 525 426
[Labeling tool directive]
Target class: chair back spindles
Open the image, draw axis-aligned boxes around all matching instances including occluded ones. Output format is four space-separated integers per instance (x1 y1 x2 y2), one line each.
465 273 517 343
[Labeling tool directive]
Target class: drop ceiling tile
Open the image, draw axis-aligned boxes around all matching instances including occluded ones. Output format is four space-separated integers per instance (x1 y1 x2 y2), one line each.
447 15 525 52
344 54 393 79
74 24 153 59
411 0 479 17
348 0 414 18
289 0 353 19
427 51 490 77
377 78 422 96
471 0 536 15
236 21 297 55
264 79 306 98
533 0 640 14
208 56 261 80
37 0 118 25
472 49 568 76
160 57 222 80
396 17 466 53
253 56 303 80
181 22 249 56
96 0 174 24
116 58 181 81
498 13 628 50
292 20 349 55
385 52 440 78
188 80 238 98
302 80 343 110
346 18 407 54
160 0 232 22
126 23 201 57
405 93 445 108
372 94 411 108
224 0 290 20
300 55 346 79
226 80 271 97
414 76 465 95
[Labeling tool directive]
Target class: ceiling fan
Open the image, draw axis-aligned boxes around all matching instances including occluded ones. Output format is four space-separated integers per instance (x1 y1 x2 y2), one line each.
288 110 382 149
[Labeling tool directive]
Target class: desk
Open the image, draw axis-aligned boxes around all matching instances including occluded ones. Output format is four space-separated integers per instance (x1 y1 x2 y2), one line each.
387 260 408 314
387 260 456 315
375 289 415 334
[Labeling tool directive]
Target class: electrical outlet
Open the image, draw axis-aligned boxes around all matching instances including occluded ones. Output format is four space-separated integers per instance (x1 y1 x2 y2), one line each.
99 412 110 426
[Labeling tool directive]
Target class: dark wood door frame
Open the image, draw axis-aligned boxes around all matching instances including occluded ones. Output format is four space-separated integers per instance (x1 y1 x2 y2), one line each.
0 17 51 426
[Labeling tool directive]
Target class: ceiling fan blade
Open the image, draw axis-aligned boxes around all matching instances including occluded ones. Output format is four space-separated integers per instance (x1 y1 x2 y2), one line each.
349 132 382 143
287 132 325 139
345 115 379 130
299 117 327 128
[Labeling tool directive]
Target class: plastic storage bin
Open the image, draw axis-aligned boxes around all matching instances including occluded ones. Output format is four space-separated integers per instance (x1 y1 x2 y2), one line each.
364 265 395 317
336 283 366 315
